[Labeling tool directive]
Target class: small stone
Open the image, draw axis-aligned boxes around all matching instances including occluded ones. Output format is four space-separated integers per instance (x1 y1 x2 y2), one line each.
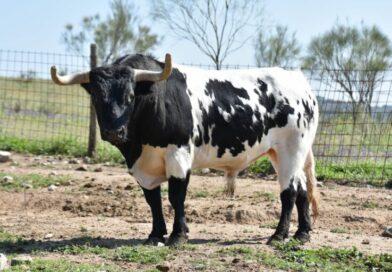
107 190 114 195
232 258 241 264
362 239 370 244
157 242 165 247
1 176 13 184
83 182 93 188
21 182 33 189
49 171 57 176
48 185 57 192
68 158 80 164
201 168 210 174
382 226 392 238
83 157 92 164
44 233 53 239
0 151 11 163
94 167 103 172
62 180 72 186
124 184 134 190
156 263 170 272
0 253 9 270
76 165 88 171
10 255 32 266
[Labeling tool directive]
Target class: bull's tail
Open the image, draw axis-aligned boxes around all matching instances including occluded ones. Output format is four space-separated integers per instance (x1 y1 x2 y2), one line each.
304 149 319 220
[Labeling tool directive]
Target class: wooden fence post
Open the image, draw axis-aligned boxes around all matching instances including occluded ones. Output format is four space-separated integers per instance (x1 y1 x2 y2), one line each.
87 44 97 157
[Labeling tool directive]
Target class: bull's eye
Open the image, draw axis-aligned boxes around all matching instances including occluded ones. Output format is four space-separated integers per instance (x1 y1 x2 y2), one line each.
126 92 134 104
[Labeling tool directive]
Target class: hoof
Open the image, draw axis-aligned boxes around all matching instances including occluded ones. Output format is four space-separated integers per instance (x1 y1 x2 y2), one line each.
293 231 310 243
267 233 286 245
143 236 165 246
165 232 188 247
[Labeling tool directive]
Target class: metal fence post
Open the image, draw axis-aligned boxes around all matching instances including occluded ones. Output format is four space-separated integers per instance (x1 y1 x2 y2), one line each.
87 44 97 157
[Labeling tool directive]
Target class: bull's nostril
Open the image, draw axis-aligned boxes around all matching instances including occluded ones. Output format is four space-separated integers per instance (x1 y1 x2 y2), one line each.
118 127 125 138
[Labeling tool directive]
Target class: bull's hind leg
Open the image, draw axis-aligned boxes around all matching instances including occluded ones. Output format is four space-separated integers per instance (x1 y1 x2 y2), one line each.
142 186 167 245
267 143 309 244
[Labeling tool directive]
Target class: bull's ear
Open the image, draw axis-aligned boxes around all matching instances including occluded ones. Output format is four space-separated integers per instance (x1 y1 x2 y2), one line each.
133 53 172 82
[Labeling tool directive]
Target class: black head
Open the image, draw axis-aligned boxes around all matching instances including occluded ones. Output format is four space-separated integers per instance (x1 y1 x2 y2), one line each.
82 66 135 145
50 53 172 146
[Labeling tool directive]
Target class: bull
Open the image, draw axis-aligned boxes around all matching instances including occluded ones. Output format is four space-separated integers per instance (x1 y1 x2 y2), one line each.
51 53 319 246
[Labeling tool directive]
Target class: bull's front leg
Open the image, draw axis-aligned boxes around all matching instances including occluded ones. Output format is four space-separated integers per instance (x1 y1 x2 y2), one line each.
166 172 190 247
142 186 167 245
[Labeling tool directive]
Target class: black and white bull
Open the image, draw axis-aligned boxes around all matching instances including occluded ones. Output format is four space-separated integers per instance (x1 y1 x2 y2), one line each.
51 53 319 246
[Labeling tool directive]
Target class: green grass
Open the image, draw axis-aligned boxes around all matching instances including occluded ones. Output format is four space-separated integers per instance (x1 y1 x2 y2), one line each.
0 172 69 191
330 227 349 234
193 190 210 198
57 244 170 265
0 135 123 164
249 156 391 187
316 161 391 186
253 191 276 201
5 259 121 272
218 241 392 272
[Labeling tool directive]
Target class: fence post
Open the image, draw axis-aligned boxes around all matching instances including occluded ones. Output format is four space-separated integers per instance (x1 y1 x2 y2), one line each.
87 44 97 157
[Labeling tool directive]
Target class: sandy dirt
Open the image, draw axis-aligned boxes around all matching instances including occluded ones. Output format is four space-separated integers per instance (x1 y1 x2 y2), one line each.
0 154 391 271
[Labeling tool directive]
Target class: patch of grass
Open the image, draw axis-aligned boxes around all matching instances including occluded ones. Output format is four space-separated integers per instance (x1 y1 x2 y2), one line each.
57 244 170 265
0 228 23 250
253 191 276 201
0 135 123 164
112 246 170 264
330 227 349 234
259 221 278 229
248 157 274 176
316 161 391 187
217 242 392 272
361 200 379 209
0 172 69 191
268 240 392 272
6 258 121 272
193 190 209 198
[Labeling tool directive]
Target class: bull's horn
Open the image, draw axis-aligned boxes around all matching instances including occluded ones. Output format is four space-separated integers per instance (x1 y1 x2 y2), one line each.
133 53 172 82
50 66 90 85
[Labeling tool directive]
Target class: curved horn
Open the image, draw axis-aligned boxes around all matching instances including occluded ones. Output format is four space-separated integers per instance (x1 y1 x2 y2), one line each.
50 66 90 85
133 53 172 82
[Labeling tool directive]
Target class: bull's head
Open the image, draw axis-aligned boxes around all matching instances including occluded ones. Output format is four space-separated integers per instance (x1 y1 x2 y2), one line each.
50 54 172 145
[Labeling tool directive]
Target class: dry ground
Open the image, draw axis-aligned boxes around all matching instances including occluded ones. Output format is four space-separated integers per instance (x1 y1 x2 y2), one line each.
0 154 391 271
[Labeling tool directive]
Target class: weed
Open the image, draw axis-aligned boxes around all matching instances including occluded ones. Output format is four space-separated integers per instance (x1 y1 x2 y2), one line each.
331 227 349 234
193 190 209 198
254 191 276 201
6 259 121 272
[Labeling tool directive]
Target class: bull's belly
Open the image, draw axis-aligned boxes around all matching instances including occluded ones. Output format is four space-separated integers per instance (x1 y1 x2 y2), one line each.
192 139 271 172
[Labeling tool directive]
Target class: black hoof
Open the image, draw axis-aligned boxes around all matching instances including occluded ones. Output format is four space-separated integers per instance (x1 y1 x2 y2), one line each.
293 231 310 243
143 236 165 246
267 233 287 245
165 232 188 247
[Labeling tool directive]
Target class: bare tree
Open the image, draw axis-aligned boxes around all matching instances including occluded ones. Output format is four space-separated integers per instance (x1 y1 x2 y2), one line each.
152 0 263 69
62 0 159 65
255 25 300 67
303 23 391 123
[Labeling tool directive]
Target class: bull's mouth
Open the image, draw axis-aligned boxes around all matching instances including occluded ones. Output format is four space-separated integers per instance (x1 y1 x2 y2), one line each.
100 128 128 145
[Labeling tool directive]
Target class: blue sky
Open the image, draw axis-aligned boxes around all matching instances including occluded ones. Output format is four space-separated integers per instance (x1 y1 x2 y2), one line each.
1 0 392 66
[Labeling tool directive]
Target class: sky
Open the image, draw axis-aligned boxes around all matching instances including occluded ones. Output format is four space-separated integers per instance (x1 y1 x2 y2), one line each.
1 0 392 66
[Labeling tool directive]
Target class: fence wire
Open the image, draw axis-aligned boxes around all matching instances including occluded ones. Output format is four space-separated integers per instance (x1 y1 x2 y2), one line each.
0 50 390 184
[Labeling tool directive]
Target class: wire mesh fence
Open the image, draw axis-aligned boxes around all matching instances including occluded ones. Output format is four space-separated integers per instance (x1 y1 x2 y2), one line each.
0 49 391 184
